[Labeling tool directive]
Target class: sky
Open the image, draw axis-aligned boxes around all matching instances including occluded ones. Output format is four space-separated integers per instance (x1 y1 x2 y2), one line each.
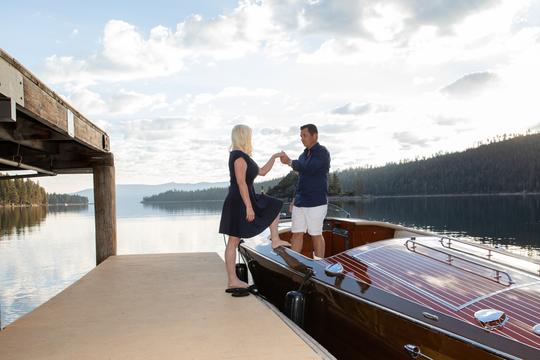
3 0 540 193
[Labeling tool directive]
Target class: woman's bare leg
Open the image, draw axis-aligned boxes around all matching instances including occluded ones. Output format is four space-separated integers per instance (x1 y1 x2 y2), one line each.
225 236 248 288
270 214 291 249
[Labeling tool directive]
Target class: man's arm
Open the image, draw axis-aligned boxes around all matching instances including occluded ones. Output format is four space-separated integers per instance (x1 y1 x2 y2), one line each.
291 149 330 174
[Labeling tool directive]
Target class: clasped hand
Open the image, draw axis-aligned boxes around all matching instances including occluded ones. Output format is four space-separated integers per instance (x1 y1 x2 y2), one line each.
272 151 290 165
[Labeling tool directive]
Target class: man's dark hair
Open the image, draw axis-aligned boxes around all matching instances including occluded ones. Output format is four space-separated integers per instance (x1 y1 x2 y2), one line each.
300 124 318 135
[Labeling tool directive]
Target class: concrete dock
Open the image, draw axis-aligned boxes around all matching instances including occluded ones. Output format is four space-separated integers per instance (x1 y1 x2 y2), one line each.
0 253 325 359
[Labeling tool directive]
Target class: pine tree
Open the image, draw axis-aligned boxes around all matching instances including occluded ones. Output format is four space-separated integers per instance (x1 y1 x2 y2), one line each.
328 173 342 196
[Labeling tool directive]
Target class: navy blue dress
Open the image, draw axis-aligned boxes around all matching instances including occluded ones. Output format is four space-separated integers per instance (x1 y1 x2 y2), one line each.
219 150 282 238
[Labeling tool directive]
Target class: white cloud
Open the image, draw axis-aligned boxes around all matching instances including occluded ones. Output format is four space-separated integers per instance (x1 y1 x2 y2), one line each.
331 102 393 115
363 3 408 42
31 0 540 189
44 3 298 87
44 1 521 88
441 72 499 97
65 88 168 117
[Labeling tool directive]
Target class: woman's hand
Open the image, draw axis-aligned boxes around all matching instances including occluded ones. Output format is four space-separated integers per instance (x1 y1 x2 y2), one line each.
272 151 284 160
260 151 285 176
246 206 255 222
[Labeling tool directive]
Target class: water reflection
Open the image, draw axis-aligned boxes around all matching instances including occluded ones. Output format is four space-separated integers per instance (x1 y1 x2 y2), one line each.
142 201 223 215
47 204 89 214
0 205 89 237
2 195 540 328
0 207 47 237
334 195 540 250
0 203 224 328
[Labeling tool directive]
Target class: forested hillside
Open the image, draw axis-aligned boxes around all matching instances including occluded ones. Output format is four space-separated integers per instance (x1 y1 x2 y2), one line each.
0 177 88 206
48 193 89 205
142 132 540 201
0 178 47 206
337 133 540 196
141 177 282 202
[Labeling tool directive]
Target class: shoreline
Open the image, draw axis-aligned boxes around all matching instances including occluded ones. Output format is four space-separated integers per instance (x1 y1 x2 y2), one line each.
329 192 540 200
139 192 540 204
0 203 88 208
141 199 224 204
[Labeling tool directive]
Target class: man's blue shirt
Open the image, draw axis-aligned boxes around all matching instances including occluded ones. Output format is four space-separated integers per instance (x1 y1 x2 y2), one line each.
291 142 330 207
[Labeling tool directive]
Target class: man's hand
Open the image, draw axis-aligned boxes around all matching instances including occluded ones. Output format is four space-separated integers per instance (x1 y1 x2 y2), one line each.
280 152 291 165
272 151 285 160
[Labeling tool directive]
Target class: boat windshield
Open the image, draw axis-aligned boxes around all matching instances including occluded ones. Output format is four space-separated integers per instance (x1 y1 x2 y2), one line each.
279 202 351 220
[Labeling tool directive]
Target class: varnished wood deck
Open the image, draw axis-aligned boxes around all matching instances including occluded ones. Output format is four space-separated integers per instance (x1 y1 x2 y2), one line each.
322 239 540 351
0 253 326 359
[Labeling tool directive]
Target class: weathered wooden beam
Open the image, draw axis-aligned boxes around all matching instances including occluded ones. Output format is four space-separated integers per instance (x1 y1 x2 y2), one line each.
0 173 56 180
1 158 96 173
0 156 56 175
0 142 111 172
13 113 69 140
0 141 48 157
0 48 110 153
55 168 93 174
93 153 116 265
0 125 61 153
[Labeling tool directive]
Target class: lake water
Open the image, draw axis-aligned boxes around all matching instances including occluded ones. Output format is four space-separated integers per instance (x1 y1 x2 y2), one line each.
1 195 539 328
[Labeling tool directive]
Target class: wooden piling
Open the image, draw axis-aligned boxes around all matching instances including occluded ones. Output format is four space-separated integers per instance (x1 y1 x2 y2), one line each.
93 153 116 265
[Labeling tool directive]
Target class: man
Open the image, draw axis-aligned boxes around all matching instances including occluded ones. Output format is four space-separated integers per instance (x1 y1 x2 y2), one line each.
281 124 330 258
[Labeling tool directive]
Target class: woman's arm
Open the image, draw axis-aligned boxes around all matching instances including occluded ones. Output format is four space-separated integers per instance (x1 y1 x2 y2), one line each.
259 152 283 176
234 157 255 222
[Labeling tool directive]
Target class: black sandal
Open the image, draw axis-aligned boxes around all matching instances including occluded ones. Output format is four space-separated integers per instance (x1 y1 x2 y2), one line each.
225 287 249 295
231 290 250 297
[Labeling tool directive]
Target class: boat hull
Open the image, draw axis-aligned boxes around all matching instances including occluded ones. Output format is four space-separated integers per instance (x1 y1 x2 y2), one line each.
240 243 520 360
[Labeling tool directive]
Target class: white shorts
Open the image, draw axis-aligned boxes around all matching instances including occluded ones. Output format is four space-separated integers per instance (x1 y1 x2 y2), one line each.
291 204 328 236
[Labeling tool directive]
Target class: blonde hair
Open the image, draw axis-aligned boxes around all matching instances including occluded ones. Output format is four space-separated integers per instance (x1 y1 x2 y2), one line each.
230 124 253 156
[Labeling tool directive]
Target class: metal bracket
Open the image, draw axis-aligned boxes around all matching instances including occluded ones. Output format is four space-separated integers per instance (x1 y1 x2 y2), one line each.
0 59 24 122
404 344 434 359
102 134 110 151
297 267 315 293
67 110 75 137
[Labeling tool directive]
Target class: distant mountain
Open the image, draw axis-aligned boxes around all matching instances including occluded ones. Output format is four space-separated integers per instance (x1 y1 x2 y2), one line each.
140 177 282 203
76 181 228 203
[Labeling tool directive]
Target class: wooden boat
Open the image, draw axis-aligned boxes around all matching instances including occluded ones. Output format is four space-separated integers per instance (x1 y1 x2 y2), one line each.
238 216 540 359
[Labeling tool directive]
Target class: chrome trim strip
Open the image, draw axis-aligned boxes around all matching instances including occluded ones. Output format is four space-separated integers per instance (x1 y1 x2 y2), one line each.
240 244 523 360
422 312 439 321
440 236 540 267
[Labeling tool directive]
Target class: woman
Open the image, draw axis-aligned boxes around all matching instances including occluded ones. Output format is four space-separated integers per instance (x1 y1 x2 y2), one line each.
219 125 290 295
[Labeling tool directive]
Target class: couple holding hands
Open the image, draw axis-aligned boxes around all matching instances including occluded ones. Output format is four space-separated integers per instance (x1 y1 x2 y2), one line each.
219 123 331 294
